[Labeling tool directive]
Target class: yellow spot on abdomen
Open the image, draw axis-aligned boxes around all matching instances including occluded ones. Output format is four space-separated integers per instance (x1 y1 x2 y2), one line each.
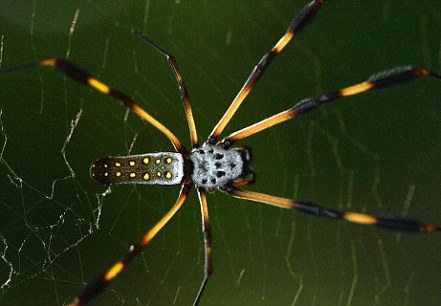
143 173 150 180
130 172 136 178
88 78 110 94
143 157 150 164
129 160 136 166
165 171 172 179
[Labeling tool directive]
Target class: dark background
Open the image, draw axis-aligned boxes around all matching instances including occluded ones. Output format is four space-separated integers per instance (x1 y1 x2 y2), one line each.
1 1 441 305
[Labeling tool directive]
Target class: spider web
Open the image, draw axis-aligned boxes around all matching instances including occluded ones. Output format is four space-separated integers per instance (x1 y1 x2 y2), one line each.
1 1 441 305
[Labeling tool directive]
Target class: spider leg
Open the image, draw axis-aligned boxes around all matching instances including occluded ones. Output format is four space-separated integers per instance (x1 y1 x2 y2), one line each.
132 30 199 148
193 188 213 306
208 0 325 144
230 172 256 188
66 180 192 306
222 66 441 146
0 58 186 153
221 186 441 233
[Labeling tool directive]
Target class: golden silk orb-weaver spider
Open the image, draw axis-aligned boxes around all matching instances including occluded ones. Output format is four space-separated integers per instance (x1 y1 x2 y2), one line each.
1 0 441 305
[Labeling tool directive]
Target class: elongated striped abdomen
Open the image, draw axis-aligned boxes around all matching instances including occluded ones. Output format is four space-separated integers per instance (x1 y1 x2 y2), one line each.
90 152 185 186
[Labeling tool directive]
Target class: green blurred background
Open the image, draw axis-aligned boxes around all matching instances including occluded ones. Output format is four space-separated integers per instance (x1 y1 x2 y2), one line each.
1 1 441 305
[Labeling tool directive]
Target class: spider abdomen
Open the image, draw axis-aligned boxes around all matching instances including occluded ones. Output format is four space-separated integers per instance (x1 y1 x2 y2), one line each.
190 144 250 189
90 152 185 186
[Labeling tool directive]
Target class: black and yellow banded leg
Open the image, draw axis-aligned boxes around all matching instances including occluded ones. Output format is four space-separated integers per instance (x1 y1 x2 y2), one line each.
1 58 186 153
193 188 213 306
132 30 200 148
222 66 441 147
67 180 192 306
222 186 441 233
208 0 325 144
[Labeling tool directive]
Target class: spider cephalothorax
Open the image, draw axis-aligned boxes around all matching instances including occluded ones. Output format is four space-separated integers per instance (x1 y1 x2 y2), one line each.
190 144 251 190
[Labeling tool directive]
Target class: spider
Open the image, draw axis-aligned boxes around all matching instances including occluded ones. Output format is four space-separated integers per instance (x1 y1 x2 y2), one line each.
1 0 440 305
